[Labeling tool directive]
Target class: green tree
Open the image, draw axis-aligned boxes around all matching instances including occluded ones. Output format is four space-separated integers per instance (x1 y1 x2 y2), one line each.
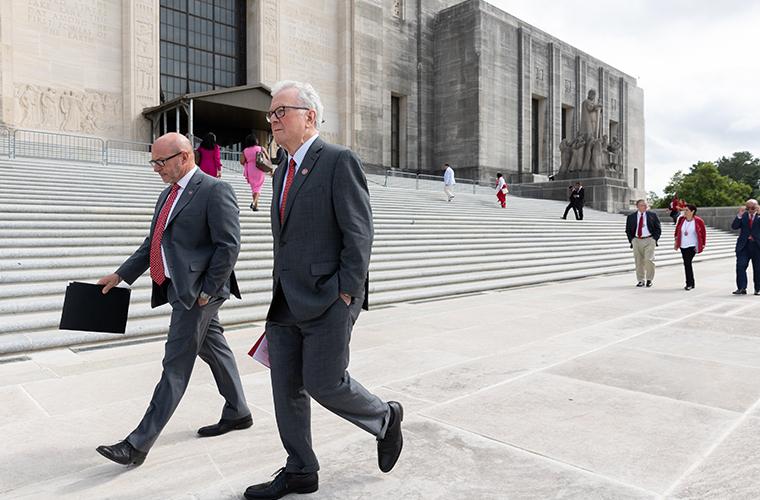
648 191 666 209
716 151 760 198
663 161 752 207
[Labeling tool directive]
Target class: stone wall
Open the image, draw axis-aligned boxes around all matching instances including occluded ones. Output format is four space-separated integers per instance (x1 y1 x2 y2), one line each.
0 0 159 140
432 0 644 192
654 207 744 233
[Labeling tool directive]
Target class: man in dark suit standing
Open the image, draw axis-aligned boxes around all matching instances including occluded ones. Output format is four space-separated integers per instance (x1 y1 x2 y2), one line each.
95 133 251 466
244 81 403 500
626 199 662 287
561 184 579 220
572 181 585 220
731 199 760 295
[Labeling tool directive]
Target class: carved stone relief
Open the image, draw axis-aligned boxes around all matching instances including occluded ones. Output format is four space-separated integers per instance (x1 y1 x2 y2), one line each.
14 83 122 135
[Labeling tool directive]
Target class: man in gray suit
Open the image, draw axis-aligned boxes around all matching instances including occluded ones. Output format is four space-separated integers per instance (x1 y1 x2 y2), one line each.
95 133 251 466
244 81 404 500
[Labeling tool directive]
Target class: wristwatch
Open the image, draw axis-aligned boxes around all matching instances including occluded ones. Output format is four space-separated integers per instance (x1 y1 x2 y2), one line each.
199 292 212 301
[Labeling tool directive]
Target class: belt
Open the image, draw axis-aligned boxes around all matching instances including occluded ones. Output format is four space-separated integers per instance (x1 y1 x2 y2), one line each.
636 236 652 239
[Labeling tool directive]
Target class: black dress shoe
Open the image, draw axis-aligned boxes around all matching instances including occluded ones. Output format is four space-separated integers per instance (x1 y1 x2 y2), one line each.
684 285 694 291
96 440 147 466
646 280 653 288
377 401 404 473
732 289 747 295
636 281 645 287
197 414 253 437
755 290 760 296
244 468 318 500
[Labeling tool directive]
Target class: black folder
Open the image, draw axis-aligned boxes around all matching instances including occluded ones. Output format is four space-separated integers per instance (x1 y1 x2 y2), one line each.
59 282 131 334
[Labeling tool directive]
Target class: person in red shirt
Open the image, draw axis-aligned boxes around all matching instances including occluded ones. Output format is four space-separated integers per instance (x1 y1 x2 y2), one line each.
674 203 707 290
669 193 685 224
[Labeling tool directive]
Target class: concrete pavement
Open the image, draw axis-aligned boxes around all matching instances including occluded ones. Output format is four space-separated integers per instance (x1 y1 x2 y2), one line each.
1 257 759 499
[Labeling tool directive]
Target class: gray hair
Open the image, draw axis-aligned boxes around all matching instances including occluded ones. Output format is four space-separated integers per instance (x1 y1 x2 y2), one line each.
271 80 324 129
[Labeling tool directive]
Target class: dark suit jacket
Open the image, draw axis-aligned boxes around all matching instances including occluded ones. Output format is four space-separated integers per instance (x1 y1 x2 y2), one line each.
572 186 585 206
731 212 760 254
268 136 372 322
117 169 241 309
626 210 662 246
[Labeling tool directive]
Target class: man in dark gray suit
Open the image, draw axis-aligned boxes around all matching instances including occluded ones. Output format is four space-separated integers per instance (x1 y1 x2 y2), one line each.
95 133 251 466
244 81 404 500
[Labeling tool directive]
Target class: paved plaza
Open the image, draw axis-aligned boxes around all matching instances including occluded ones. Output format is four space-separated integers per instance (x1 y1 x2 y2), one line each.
1 257 759 499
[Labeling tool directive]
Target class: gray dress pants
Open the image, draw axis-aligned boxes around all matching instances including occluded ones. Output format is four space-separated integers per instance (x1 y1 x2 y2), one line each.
266 291 390 473
126 291 249 452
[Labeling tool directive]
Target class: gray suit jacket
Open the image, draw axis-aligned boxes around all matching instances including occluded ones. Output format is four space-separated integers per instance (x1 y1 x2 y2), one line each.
268 136 372 322
117 169 241 310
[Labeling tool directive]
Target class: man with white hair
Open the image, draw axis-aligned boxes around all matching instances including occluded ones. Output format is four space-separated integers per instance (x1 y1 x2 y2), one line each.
244 81 403 500
731 198 760 295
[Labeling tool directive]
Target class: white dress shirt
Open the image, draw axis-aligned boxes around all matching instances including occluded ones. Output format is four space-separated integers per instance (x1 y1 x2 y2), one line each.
680 219 697 248
280 133 320 208
162 166 198 279
443 167 456 186
636 211 652 238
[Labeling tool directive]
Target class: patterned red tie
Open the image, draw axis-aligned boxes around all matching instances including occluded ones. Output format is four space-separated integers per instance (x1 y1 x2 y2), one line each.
150 183 180 285
637 213 644 238
280 159 296 221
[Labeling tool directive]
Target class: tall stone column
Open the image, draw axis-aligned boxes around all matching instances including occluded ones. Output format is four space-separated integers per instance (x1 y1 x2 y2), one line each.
517 28 532 181
123 0 160 142
547 43 561 176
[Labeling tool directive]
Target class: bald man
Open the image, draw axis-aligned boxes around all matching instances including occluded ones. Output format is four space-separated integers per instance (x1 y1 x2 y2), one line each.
95 133 250 466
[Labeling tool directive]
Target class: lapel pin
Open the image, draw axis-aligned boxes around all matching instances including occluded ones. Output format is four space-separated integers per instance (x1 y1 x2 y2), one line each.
301 168 309 175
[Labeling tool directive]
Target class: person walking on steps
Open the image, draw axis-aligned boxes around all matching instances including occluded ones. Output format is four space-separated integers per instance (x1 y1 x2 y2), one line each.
496 173 508 208
443 163 455 202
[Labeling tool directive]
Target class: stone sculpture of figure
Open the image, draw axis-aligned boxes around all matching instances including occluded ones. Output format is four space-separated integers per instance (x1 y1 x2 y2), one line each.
41 88 58 129
60 91 83 132
580 89 603 140
559 138 573 174
16 85 41 127
569 136 586 172
590 136 606 175
607 136 622 168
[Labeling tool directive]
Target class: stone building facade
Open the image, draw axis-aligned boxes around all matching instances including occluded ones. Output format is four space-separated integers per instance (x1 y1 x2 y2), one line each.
0 0 645 204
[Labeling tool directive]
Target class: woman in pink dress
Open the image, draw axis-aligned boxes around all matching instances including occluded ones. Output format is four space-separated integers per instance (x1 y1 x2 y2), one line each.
196 132 223 177
240 134 268 211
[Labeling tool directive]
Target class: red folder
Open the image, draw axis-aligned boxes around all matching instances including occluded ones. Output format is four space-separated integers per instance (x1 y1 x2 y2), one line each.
247 332 270 368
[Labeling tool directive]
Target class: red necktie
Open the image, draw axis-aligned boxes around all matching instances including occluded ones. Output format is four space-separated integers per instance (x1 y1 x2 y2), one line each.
150 183 180 285
637 213 644 238
750 214 755 240
280 159 296 221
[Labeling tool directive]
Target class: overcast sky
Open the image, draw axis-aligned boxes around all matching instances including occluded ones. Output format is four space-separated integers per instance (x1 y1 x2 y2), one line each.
487 0 760 194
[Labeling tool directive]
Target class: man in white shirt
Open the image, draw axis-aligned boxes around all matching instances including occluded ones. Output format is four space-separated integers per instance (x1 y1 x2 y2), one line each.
625 199 662 287
95 133 249 466
443 163 455 202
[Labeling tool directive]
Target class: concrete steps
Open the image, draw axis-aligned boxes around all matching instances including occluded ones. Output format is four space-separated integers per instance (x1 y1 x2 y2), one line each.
0 158 738 354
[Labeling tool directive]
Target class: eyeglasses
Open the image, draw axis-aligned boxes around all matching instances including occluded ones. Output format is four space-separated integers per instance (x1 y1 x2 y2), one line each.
265 106 310 123
149 151 183 168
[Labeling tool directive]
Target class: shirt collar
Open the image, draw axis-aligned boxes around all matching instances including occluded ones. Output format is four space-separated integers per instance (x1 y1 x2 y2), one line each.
175 166 198 191
289 133 319 168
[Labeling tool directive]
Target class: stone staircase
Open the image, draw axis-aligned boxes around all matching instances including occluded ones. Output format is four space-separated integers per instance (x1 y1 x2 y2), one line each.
0 158 738 354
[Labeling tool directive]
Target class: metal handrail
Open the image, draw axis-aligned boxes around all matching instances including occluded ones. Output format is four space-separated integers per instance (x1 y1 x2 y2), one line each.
105 139 152 166
0 126 10 158
12 128 105 164
384 168 497 194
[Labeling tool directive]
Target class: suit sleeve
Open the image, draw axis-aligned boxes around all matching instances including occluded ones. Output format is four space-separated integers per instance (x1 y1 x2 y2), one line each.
333 149 373 298
116 236 151 285
731 216 742 230
625 215 634 246
650 212 662 242
203 181 241 297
